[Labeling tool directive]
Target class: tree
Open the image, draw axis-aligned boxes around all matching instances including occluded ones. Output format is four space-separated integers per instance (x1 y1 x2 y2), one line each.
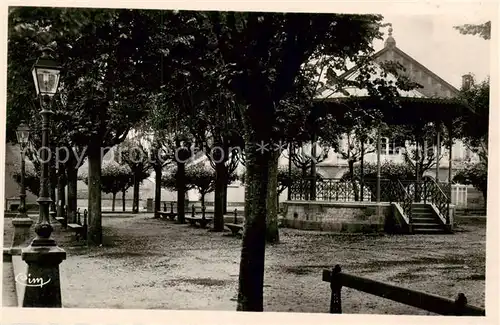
453 21 489 204
454 21 491 40
145 131 173 218
161 165 195 211
185 163 216 206
118 137 152 213
198 12 414 311
100 161 132 212
12 160 40 197
79 162 132 211
321 115 377 200
343 161 415 201
395 123 444 181
456 77 489 164
453 161 487 202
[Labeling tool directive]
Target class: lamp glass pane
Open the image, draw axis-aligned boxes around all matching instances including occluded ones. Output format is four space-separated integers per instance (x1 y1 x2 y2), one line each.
31 68 40 95
35 67 61 96
15 128 30 145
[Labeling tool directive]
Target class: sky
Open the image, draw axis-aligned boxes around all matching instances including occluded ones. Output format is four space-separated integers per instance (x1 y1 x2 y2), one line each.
371 12 492 89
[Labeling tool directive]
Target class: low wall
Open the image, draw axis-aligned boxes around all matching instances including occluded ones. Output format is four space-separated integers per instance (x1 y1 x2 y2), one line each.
282 201 392 233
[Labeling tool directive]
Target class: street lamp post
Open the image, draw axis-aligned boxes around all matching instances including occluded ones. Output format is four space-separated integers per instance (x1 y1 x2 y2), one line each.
10 122 34 255
21 48 66 308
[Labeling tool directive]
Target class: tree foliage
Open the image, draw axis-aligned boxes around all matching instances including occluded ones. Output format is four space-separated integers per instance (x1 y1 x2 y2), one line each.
453 161 487 201
11 160 40 197
185 163 216 203
456 77 489 163
344 161 415 181
100 161 132 196
454 21 491 40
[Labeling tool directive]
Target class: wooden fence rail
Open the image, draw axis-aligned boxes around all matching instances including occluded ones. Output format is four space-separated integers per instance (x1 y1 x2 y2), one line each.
323 265 485 316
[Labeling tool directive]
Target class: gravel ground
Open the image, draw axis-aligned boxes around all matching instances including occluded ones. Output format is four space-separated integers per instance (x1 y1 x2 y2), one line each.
3 214 485 314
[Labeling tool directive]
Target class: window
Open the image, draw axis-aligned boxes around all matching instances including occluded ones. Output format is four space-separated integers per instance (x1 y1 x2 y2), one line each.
388 138 396 155
382 137 404 155
381 137 388 155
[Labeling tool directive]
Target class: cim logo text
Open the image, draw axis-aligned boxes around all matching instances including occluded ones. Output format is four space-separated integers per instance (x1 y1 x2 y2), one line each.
15 273 51 287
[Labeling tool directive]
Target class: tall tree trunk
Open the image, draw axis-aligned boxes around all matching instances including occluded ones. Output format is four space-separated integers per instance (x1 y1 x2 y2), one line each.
223 183 228 214
213 162 227 231
266 150 279 243
310 133 317 200
87 143 102 246
122 190 126 212
415 137 421 202
56 168 66 220
49 148 57 214
360 140 365 201
201 193 206 207
50 168 57 216
237 123 271 311
287 142 293 200
176 161 186 223
349 159 360 201
154 164 162 218
112 192 116 212
301 166 309 200
235 92 279 311
66 162 78 223
132 173 140 213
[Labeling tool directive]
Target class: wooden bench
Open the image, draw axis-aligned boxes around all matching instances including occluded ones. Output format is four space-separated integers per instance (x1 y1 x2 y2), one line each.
55 216 67 228
225 209 243 235
158 202 178 220
185 205 213 228
67 223 85 240
185 216 197 225
158 211 174 220
225 223 244 235
193 216 213 228
67 209 88 241
323 264 485 315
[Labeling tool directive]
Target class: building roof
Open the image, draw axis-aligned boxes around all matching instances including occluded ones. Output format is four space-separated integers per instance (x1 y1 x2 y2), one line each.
320 26 461 101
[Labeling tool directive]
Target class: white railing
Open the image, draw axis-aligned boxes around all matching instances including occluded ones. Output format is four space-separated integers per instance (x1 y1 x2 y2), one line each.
451 184 468 208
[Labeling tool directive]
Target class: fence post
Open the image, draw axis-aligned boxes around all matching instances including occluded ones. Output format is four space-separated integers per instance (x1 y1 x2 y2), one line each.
63 205 67 228
163 202 167 212
234 208 238 224
454 293 467 316
170 202 174 214
77 210 81 225
329 264 342 314
83 209 88 227
191 205 195 218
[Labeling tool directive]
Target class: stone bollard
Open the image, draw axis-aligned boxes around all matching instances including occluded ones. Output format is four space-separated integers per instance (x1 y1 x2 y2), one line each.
146 198 153 213
454 293 467 316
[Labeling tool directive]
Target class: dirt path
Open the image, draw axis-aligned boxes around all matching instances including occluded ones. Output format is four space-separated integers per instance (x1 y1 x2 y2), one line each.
3 214 485 313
